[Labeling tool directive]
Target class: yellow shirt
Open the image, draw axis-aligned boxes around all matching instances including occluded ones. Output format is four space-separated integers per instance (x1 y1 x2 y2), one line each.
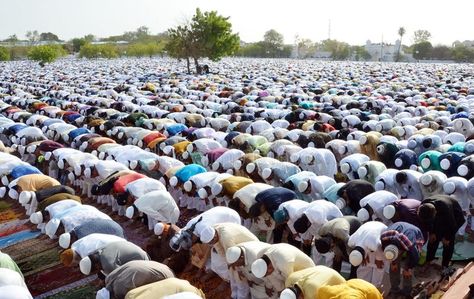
285 266 346 299
124 278 204 299
317 279 382 299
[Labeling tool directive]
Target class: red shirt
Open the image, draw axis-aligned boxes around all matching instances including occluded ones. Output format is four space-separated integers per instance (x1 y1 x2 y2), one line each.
113 173 146 194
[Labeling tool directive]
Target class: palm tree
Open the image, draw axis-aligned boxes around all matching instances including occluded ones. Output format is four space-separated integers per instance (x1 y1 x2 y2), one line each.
397 27 406 62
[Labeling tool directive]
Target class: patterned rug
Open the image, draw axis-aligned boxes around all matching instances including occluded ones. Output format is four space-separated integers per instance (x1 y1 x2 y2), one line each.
17 247 61 277
0 229 42 249
1 235 56 260
0 219 30 237
0 209 23 223
34 275 98 299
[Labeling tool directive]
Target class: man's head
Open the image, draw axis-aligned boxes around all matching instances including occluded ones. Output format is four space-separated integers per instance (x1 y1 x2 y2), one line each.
418 202 436 226
280 285 303 299
251 254 274 278
314 235 334 254
60 249 79 267
293 214 311 234
226 246 245 268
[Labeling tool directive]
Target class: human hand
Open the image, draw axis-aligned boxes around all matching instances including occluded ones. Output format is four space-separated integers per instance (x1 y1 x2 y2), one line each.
390 262 399 272
402 268 412 279
265 287 274 297
375 259 384 269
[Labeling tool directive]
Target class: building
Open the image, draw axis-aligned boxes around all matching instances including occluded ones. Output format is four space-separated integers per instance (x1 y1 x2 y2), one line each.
364 39 403 62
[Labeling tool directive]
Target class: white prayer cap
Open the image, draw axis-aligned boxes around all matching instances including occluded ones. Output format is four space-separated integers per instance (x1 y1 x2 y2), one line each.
59 232 72 249
383 205 396 220
226 246 242 264
79 256 92 275
200 227 216 244
125 206 135 219
349 250 363 266
280 288 297 299
384 244 399 261
30 211 43 224
251 258 268 278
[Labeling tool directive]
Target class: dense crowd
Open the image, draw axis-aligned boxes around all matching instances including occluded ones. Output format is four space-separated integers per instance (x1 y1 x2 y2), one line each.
0 58 473 299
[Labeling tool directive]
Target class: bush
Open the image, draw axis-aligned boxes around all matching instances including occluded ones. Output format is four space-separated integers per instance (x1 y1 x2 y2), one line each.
79 43 118 59
125 42 164 57
9 46 31 60
0 46 10 61
27 45 66 64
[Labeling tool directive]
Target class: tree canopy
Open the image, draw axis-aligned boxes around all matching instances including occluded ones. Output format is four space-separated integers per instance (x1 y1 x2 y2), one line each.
166 8 240 73
27 45 66 65
0 47 10 61
413 30 431 44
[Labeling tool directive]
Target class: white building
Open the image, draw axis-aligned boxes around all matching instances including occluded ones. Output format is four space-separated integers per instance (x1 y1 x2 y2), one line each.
365 40 403 62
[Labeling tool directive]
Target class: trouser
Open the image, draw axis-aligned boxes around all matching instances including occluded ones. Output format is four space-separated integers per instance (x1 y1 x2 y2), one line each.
426 237 455 268
389 258 412 296
210 250 230 281
229 269 250 299
272 225 284 243
357 264 384 288
333 253 358 279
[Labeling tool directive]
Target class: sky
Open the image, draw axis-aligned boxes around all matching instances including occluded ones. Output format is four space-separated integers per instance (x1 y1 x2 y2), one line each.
0 0 471 46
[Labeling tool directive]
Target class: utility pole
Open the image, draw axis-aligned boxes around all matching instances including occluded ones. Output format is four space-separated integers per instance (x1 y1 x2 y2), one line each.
328 19 331 40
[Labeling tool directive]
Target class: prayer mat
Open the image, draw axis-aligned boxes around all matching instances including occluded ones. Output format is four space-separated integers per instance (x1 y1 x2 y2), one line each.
28 266 95 297
0 230 42 249
0 219 30 237
1 235 55 260
0 210 22 223
35 275 98 299
436 240 474 261
0 200 11 212
17 247 61 277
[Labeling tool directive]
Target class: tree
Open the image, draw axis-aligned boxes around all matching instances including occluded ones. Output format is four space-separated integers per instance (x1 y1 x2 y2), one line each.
166 8 240 73
296 38 316 58
263 29 285 58
3 35 18 45
165 25 194 73
321 39 351 60
451 44 474 62
79 43 118 59
39 32 60 42
431 45 452 60
0 47 10 61
26 30 39 45
72 38 87 52
412 41 433 60
413 30 431 44
397 27 406 62
190 9 240 70
27 45 66 65
352 46 371 61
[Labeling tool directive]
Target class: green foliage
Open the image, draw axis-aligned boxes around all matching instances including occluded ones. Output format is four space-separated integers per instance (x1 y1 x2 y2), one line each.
431 45 453 60
351 46 371 61
0 46 10 61
27 45 66 64
72 38 87 52
191 9 240 62
166 8 240 73
321 39 351 60
451 45 474 62
413 41 433 60
79 43 118 59
39 32 60 42
413 30 431 44
126 42 164 57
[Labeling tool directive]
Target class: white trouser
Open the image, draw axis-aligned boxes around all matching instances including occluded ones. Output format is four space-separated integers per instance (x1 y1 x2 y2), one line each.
357 264 384 288
210 250 230 281
229 269 250 299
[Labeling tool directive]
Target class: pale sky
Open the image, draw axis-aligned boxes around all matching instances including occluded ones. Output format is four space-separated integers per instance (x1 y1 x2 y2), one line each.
0 0 471 46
